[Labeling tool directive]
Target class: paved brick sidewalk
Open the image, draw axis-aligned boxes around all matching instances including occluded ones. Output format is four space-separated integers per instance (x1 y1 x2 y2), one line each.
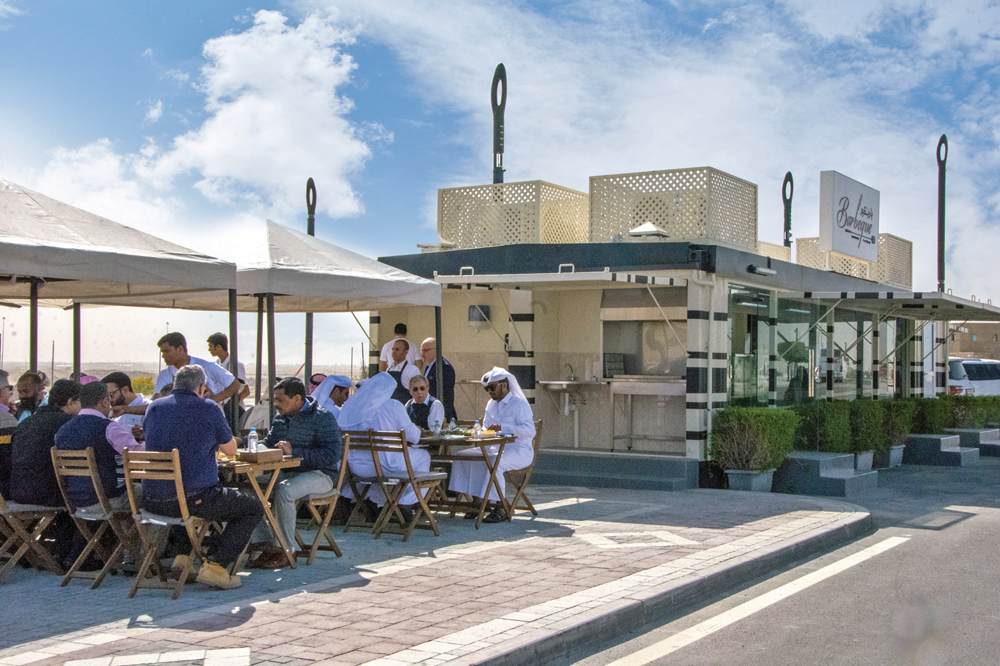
0 486 870 666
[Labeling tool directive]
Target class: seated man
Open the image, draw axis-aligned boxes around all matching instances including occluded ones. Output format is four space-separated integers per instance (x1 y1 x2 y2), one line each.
405 375 444 430
310 374 353 419
15 371 44 423
11 379 81 563
54 381 144 513
250 378 342 569
338 372 429 515
103 371 150 434
0 370 17 498
143 365 263 590
449 368 536 524
386 339 421 404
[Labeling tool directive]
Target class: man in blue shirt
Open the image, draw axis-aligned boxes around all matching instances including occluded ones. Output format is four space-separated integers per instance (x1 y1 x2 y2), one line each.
143 365 263 590
250 377 341 569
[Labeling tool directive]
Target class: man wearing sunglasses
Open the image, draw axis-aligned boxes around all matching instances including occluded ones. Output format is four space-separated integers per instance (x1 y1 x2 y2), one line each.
405 375 444 430
449 367 536 524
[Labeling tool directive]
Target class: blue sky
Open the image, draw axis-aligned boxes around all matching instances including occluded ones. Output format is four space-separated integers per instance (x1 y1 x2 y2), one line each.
1 0 999 370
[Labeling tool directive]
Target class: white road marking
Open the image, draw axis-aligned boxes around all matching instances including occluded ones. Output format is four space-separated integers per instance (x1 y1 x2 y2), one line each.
576 531 700 549
527 497 597 512
605 536 909 666
64 648 250 666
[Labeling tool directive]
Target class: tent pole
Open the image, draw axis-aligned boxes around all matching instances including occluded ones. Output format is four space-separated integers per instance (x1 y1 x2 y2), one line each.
304 178 316 385
267 292 276 425
29 278 38 372
228 288 239 435
435 306 443 406
255 295 264 403
72 303 81 382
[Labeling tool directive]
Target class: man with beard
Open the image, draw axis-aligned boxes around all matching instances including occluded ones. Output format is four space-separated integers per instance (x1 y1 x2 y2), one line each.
103 372 150 435
14 372 44 423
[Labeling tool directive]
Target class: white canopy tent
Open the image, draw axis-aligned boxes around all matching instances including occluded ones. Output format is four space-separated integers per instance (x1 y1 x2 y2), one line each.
81 220 443 421
0 178 238 382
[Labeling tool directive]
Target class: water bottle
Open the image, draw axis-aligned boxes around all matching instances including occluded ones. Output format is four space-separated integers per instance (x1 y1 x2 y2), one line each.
247 429 258 453
472 420 482 439
432 419 441 436
448 418 457 432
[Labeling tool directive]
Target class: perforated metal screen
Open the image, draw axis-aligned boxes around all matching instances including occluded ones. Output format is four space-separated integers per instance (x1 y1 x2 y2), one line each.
588 167 757 250
795 234 912 289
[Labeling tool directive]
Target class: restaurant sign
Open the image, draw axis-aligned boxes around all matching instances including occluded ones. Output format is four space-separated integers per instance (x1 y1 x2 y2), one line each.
819 170 880 263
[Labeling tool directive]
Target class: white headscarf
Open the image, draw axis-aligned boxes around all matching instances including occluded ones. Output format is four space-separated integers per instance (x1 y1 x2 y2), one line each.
480 366 527 402
310 375 353 412
336 372 396 431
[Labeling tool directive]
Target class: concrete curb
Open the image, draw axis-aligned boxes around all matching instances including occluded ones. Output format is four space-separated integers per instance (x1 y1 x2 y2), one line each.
454 507 876 666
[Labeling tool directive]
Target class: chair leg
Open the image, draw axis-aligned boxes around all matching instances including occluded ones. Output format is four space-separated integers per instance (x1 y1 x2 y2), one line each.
343 484 372 533
0 515 61 582
307 501 341 564
412 482 441 538
372 483 405 540
129 524 167 599
62 520 109 587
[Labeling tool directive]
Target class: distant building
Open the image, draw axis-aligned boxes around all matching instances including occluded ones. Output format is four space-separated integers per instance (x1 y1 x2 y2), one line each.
949 323 1000 359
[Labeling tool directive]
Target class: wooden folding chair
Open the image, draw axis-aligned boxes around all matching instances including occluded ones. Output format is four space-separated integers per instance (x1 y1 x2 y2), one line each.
292 441 349 564
368 430 447 541
341 431 380 533
51 447 135 589
505 419 543 517
122 449 212 599
0 489 65 583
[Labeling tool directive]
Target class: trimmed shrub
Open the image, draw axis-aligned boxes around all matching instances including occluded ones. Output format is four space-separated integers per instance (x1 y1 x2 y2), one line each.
131 376 155 396
881 400 916 450
850 399 885 453
710 407 800 472
793 401 852 453
910 397 950 434
947 395 987 429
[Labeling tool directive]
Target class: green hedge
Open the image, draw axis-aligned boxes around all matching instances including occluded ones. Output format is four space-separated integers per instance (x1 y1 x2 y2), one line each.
792 401 852 453
850 399 885 453
881 400 916 451
710 407 800 472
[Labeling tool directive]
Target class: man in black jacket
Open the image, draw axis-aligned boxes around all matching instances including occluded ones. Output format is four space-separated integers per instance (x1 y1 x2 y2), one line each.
421 337 457 422
10 379 82 563
251 377 342 569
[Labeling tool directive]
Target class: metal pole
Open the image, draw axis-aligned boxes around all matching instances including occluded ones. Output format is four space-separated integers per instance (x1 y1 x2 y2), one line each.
29 278 38 372
267 292 277 425
255 294 264 403
937 135 948 292
434 306 444 405
304 178 317 381
72 303 81 382
782 171 794 248
491 63 506 184
228 288 239 434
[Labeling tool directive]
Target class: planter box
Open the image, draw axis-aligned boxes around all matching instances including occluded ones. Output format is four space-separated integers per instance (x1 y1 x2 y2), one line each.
725 469 775 492
854 451 874 472
873 444 906 468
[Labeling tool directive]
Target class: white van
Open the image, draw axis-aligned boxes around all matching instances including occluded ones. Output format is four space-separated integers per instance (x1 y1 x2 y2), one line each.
948 358 1000 396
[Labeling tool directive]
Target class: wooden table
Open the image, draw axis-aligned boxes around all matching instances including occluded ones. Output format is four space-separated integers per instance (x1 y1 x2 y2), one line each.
219 456 301 568
419 434 514 529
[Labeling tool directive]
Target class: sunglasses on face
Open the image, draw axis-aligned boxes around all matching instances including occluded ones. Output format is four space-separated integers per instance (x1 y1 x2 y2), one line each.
411 386 428 392
484 382 504 393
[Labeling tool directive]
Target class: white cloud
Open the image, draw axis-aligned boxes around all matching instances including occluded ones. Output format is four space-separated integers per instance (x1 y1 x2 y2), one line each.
144 100 163 122
139 9 376 219
0 1 21 19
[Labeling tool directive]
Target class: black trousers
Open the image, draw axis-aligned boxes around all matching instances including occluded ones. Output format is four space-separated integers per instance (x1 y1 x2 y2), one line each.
145 484 264 567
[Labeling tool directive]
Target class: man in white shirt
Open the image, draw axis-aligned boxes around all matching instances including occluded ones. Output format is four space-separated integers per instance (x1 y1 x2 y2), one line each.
207 332 250 409
103 371 150 431
449 367 536 524
310 375 353 419
386 339 421 404
378 323 420 372
154 332 239 405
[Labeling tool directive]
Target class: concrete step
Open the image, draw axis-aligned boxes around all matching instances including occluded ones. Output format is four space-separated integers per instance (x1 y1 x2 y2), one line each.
772 452 879 498
944 429 1000 455
904 434 980 466
532 449 699 491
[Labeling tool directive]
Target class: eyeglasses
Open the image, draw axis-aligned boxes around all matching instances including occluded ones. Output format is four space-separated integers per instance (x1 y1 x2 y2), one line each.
411 386 428 392
108 387 123 399
484 382 502 393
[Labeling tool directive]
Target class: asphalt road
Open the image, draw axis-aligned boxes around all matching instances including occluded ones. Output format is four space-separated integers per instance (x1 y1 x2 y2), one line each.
563 457 1000 666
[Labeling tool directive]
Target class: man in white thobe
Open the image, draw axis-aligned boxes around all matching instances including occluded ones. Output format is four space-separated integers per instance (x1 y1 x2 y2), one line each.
337 373 430 511
449 367 536 524
310 375 353 419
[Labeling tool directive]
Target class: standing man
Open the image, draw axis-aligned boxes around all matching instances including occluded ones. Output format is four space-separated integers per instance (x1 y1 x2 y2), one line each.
310 375 353 419
154 332 239 405
0 370 17 427
207 332 250 410
143 365 263 590
250 378 342 569
0 370 17 498
405 375 444 430
379 323 420 372
449 368 535 524
54 381 144 513
421 337 457 422
103 372 150 433
386 339 421 404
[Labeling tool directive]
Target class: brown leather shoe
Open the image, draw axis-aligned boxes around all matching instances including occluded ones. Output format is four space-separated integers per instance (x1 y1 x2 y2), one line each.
257 550 297 569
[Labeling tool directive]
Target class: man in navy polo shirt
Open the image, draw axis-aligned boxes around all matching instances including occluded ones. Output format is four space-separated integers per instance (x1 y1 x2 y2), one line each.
143 364 263 590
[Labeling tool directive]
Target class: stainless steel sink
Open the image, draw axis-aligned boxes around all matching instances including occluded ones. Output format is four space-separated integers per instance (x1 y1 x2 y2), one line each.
538 380 607 390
